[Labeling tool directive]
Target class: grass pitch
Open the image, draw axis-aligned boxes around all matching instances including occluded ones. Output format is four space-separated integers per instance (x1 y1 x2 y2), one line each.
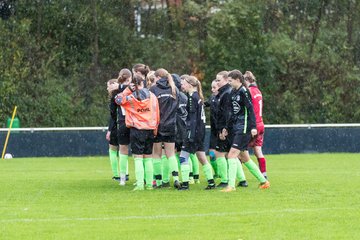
0 153 359 240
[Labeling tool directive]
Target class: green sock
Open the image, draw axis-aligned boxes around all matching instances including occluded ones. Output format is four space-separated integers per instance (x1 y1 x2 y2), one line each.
202 162 214 181
244 159 267 183
153 158 162 186
119 154 128 176
217 157 228 183
176 152 181 170
162 155 170 183
134 157 144 188
109 149 119 177
227 158 237 188
168 155 179 182
144 158 154 188
190 153 199 175
181 164 190 182
189 156 193 177
236 159 246 182
209 156 218 176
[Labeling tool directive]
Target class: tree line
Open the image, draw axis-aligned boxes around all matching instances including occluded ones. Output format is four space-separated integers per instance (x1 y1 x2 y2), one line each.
1 0 359 127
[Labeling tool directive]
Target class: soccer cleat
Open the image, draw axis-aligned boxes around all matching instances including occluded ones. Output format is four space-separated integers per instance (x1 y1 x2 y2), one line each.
132 186 144 191
173 180 181 189
204 184 216 190
189 178 195 184
162 182 170 188
216 182 228 188
178 185 189 190
259 181 270 189
112 176 120 182
237 180 248 187
221 186 236 192
126 174 130 181
119 179 126 186
154 184 162 189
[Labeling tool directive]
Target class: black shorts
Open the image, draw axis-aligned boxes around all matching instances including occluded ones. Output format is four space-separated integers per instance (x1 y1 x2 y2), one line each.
153 133 176 143
109 129 118 146
230 132 252 151
117 124 130 145
182 137 205 154
175 142 182 152
209 131 218 150
130 128 154 155
215 137 231 152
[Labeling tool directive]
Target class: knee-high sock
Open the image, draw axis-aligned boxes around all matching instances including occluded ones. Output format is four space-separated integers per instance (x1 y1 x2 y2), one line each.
244 159 267 183
189 156 193 177
176 152 181 170
134 157 144 188
236 159 246 182
227 158 237 188
257 157 267 177
109 149 119 177
179 151 190 182
144 158 154 188
202 162 214 181
209 151 218 176
119 154 128 177
217 157 228 183
190 153 199 176
161 154 170 183
168 155 179 182
153 158 162 186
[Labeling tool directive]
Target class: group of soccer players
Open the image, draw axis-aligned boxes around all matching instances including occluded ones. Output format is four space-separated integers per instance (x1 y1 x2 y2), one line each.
105 63 270 192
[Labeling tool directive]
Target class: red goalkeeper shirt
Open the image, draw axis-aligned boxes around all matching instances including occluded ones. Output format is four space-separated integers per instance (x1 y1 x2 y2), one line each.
248 84 263 125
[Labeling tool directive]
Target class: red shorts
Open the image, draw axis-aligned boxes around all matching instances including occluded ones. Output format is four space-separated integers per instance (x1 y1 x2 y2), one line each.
248 123 264 147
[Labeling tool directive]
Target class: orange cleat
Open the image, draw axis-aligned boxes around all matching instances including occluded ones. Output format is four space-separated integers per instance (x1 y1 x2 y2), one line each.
259 181 270 189
220 186 236 192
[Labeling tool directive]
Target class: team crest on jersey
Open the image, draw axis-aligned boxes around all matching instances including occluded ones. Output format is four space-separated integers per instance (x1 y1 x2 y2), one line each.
236 95 240 101
232 101 240 114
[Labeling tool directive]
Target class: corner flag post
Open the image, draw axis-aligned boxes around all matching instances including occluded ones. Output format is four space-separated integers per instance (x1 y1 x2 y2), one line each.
2 106 17 160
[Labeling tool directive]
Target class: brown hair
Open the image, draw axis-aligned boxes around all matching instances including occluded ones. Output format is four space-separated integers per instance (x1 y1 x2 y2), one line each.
131 74 145 101
244 71 256 83
117 68 132 84
185 76 204 102
132 63 150 78
154 68 177 99
216 71 229 79
228 69 245 85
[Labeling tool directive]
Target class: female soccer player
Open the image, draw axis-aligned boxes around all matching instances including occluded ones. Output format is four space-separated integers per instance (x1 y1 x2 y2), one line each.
132 63 150 88
106 79 120 181
244 71 268 179
150 68 181 189
178 75 216 190
115 74 160 191
116 68 132 185
220 70 270 192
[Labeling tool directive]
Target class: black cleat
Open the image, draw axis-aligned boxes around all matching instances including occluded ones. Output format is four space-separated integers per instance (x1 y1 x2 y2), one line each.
174 180 181 189
237 180 248 187
216 182 228 188
162 182 170 188
154 185 162 189
205 184 216 190
126 174 129 181
112 176 120 182
178 181 189 190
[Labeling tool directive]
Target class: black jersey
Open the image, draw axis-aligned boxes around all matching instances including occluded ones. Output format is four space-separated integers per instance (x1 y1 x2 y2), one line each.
215 84 232 132
186 91 206 142
176 91 188 143
116 84 128 125
205 95 218 136
150 78 179 136
229 86 256 134
108 93 118 132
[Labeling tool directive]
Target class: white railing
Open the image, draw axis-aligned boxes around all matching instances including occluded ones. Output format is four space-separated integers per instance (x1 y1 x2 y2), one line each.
1 124 360 132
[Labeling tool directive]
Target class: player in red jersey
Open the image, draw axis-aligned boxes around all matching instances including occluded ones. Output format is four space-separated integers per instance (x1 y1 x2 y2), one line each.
244 71 267 179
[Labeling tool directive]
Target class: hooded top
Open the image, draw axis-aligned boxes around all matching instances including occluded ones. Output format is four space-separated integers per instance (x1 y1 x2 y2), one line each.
150 78 179 136
115 87 160 135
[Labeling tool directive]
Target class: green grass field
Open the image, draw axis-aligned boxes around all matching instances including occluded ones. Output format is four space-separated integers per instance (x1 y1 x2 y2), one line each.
1 153 359 240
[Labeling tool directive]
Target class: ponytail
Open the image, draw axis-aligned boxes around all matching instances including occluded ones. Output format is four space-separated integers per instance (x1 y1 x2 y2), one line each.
167 73 177 99
196 80 204 102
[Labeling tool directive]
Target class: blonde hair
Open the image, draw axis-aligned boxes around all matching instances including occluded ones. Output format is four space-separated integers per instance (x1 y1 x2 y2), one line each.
185 76 204 102
146 71 156 88
154 68 177 99
107 79 118 98
244 71 256 83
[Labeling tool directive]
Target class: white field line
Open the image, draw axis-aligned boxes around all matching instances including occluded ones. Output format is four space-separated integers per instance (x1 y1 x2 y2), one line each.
0 207 356 223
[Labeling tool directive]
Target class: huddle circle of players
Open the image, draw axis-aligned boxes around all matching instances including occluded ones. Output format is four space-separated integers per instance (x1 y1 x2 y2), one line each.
106 64 270 192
